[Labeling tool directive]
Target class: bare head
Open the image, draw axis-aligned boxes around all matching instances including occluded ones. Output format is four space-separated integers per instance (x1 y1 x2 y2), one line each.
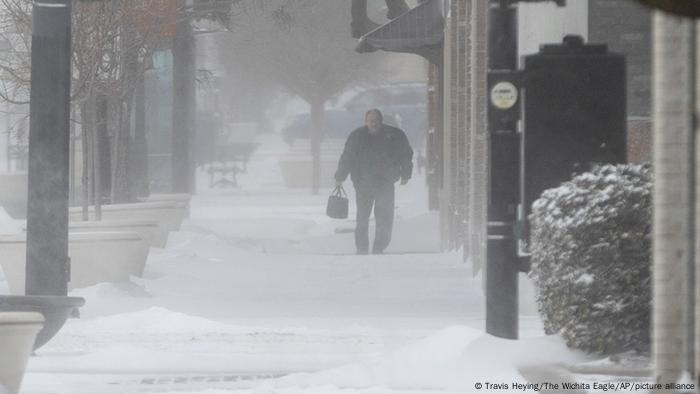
365 109 383 134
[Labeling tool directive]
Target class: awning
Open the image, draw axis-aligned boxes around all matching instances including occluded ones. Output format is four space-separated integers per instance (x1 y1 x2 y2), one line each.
356 0 444 66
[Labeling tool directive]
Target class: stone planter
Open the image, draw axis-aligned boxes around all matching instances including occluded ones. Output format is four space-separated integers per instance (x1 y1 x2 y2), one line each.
0 172 28 219
142 193 191 202
18 219 159 248
0 231 147 295
69 201 187 247
68 219 159 248
0 312 43 394
137 193 191 215
0 296 84 350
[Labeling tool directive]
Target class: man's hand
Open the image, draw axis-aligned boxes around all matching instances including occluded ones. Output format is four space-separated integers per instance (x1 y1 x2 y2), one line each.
400 177 409 185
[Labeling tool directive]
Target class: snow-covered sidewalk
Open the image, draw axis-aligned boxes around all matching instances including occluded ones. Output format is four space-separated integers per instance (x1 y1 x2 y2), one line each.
2 134 610 393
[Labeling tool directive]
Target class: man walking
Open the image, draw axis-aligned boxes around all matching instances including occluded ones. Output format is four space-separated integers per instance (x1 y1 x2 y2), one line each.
335 109 413 254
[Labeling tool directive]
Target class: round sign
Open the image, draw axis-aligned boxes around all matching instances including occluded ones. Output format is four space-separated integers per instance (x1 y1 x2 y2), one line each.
490 81 518 110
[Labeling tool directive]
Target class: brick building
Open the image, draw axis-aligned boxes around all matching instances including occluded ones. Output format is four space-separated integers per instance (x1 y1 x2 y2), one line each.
588 0 652 163
433 0 653 269
434 0 487 271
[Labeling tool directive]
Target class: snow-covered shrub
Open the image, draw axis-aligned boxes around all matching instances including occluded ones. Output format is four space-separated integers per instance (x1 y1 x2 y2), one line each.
529 164 651 354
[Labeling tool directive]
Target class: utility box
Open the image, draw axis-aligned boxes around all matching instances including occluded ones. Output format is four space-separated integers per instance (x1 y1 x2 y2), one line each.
522 35 626 215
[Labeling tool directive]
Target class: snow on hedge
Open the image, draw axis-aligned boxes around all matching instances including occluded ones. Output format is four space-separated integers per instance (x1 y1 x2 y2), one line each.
529 164 651 354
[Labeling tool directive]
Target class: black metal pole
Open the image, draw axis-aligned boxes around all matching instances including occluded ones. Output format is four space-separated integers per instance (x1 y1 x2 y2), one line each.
486 0 519 339
25 0 72 296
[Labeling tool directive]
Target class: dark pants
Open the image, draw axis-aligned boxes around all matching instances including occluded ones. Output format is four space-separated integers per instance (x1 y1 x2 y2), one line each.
354 182 395 254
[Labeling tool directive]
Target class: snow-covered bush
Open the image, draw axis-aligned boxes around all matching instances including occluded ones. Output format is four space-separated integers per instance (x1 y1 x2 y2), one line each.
529 164 651 354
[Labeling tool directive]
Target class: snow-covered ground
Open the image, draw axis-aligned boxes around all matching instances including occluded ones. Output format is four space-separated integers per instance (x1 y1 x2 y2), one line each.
0 133 640 393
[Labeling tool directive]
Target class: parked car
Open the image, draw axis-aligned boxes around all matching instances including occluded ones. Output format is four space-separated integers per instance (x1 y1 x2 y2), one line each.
281 83 428 148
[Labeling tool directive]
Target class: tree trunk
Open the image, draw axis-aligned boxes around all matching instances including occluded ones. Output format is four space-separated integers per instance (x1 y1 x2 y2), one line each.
652 11 694 384
4 104 9 172
132 71 149 198
172 4 196 194
310 99 324 195
80 100 91 221
69 106 76 206
111 99 132 203
112 16 139 203
95 95 110 217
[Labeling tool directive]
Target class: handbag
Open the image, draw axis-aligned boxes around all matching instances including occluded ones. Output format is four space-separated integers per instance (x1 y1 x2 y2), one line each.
326 185 349 219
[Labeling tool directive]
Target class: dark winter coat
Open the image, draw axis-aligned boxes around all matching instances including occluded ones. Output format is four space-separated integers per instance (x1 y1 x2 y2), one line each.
334 124 413 187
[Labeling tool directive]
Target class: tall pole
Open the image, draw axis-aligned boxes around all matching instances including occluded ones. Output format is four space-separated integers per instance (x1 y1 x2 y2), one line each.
486 0 519 339
172 0 196 194
25 0 72 296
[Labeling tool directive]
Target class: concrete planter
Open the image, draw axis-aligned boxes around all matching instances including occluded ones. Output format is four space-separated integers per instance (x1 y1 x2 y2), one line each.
142 193 191 202
0 231 147 295
18 219 159 248
0 172 28 219
69 201 187 247
0 296 84 351
0 312 43 394
68 219 159 248
138 193 191 218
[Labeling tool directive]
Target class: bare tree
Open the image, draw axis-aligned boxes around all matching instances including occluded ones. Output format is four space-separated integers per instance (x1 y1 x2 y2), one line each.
73 1 168 203
0 0 31 105
223 0 387 194
0 0 169 208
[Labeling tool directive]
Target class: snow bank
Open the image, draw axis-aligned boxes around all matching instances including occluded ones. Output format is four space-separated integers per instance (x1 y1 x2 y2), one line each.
20 132 575 394
157 387 442 394
68 307 237 335
272 327 590 392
